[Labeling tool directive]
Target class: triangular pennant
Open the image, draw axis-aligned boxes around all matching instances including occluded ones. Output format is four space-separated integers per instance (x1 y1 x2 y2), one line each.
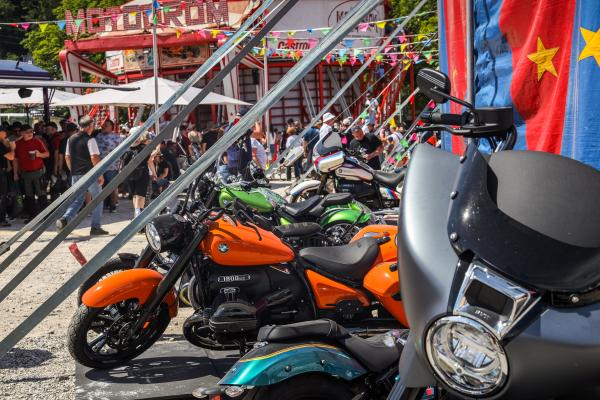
129 12 137 18
376 21 386 30
398 34 407 43
179 1 187 10
401 139 409 148
322 28 331 36
390 53 398 63
164 6 171 12
39 23 48 33
338 48 347 58
417 34 427 41
384 46 392 53
390 118 396 128
92 17 99 25
370 48 377 57
358 22 369 32
357 54 365 63
362 38 371 46
350 55 357 66
287 30 295 37
295 50 303 59
287 37 295 47
9 24 18 28
111 13 118 23
57 21 66 30
410 133 418 142
144 10 152 18
152 0 161 9
175 28 183 38
308 38 318 49
74 19 83 28
400 43 407 52
271 31 280 38
360 110 368 119
21 23 30 30
260 48 266 57
211 29 219 38
343 39 354 48
330 54 336 62
375 54 383 62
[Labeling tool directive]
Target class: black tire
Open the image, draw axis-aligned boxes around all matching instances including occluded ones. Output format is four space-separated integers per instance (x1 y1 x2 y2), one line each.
244 374 355 400
67 302 171 369
77 257 136 305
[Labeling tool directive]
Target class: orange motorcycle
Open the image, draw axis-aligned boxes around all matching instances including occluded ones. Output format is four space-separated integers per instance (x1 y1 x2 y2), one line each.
68 205 404 369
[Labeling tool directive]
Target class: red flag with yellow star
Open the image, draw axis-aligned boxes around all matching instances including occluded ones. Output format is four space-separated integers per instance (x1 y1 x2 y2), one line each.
438 0 600 170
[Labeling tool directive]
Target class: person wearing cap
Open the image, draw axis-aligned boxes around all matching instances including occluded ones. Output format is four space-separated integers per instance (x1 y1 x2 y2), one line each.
349 124 383 170
13 124 49 221
312 112 336 157
56 116 108 236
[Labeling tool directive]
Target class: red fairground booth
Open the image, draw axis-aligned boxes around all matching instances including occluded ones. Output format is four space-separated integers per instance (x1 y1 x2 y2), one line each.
59 0 408 128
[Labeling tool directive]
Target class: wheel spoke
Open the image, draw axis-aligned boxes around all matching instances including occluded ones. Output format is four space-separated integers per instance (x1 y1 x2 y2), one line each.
89 333 108 352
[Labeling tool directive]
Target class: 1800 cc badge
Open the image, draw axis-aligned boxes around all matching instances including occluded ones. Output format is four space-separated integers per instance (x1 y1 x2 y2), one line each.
217 275 251 283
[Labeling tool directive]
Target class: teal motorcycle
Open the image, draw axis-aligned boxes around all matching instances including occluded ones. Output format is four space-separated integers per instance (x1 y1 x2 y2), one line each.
194 320 408 400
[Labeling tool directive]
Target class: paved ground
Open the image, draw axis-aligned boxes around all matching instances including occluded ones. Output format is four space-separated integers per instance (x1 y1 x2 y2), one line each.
0 180 291 399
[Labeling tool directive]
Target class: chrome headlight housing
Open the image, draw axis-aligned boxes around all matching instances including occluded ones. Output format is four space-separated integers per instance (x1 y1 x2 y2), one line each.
425 315 508 397
145 214 189 253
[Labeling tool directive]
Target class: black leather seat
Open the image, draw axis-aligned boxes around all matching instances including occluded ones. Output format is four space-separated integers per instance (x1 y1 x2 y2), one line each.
373 169 406 188
321 192 353 207
299 237 379 281
273 222 321 238
308 193 354 217
282 195 322 218
258 319 400 372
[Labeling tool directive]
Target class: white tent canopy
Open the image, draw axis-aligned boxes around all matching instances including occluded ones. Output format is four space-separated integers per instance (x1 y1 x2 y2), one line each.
0 88 81 108
55 77 251 107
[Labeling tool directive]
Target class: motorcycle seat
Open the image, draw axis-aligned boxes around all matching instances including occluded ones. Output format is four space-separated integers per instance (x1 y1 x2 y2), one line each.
308 193 354 217
282 195 322 218
373 169 406 188
299 237 379 281
258 319 400 372
272 222 322 238
321 192 353 207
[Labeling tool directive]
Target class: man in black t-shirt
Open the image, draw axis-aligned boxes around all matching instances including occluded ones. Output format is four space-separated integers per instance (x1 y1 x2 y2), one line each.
349 125 383 170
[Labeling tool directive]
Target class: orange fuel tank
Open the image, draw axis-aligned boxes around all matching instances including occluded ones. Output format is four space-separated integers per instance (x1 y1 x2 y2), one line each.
200 216 295 266
363 261 408 327
352 224 398 263
306 270 370 309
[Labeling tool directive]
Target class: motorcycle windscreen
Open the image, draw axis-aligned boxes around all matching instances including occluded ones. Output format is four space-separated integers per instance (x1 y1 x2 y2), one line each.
448 144 600 292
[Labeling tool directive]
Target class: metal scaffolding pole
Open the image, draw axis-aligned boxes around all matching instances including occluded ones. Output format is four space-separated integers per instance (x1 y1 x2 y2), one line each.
0 0 293 307
0 0 280 275
0 0 381 358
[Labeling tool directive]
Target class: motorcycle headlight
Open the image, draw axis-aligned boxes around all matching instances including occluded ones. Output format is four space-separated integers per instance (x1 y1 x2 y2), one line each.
425 315 508 397
145 222 162 252
145 214 189 253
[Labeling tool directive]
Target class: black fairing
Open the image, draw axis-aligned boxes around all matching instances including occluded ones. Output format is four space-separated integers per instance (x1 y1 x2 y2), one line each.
449 144 600 292
397 144 460 386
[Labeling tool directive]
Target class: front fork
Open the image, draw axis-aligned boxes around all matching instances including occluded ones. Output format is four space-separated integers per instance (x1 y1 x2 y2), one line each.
129 226 208 336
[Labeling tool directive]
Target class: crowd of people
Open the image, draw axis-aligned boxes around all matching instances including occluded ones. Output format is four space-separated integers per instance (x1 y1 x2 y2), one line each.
0 96 408 234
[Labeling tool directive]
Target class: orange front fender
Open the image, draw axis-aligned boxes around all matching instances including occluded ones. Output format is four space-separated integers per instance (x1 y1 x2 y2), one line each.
81 269 178 318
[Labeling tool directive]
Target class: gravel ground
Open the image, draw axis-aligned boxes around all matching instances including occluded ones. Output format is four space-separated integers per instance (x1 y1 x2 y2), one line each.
0 200 190 400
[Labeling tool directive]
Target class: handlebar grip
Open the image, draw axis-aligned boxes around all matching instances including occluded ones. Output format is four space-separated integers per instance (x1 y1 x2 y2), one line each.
422 111 466 126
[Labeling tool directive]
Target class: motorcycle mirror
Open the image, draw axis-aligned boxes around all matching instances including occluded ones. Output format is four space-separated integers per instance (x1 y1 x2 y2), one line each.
416 68 451 104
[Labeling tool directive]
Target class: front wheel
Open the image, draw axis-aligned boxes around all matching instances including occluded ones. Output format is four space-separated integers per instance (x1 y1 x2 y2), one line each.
67 300 171 369
244 374 355 400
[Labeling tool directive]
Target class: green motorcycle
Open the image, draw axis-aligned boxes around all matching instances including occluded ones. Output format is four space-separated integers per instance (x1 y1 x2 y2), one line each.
199 175 376 245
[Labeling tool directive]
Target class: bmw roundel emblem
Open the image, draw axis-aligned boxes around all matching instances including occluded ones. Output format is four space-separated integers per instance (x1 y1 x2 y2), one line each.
218 243 229 253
